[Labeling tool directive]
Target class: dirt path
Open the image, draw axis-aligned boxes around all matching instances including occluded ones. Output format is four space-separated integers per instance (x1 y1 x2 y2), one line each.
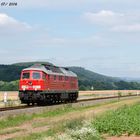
107 136 140 140
1 97 140 140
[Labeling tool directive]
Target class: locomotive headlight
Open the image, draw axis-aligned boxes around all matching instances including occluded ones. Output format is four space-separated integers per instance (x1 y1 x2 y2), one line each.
33 85 41 89
33 85 41 91
21 85 28 90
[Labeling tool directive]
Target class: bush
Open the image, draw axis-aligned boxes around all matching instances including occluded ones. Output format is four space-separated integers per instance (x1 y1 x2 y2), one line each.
0 80 19 91
56 121 102 140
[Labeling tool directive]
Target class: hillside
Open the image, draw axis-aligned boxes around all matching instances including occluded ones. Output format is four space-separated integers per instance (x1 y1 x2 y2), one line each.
69 67 119 82
0 62 53 82
0 65 24 82
0 61 139 90
13 61 53 67
0 62 118 83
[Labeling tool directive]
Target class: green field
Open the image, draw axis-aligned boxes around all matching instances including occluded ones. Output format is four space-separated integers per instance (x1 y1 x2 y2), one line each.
1 98 140 140
93 103 140 136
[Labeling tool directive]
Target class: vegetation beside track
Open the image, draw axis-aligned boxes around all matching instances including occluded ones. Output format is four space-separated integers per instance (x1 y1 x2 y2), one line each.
50 101 140 140
12 117 102 140
0 102 112 130
93 103 140 136
1 97 139 140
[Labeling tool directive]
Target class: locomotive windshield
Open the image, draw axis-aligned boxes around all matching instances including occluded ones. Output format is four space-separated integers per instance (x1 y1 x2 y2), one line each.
22 72 30 79
32 72 41 79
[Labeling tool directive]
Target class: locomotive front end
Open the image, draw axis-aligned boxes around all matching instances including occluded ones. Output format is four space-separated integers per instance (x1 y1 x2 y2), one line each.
19 69 46 105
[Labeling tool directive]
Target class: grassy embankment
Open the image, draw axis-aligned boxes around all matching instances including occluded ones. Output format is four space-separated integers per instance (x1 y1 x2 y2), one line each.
0 102 112 130
2 103 105 140
16 118 102 140
1 97 140 140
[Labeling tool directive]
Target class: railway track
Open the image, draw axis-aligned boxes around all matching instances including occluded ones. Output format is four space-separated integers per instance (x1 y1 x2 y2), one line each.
0 94 139 112
78 94 138 102
0 105 33 112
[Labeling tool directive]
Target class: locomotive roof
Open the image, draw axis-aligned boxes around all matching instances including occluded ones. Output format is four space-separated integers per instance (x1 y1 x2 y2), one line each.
23 64 77 77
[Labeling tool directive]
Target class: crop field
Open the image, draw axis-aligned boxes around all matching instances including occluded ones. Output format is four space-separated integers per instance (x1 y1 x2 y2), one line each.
0 90 140 102
93 103 140 138
79 90 140 96
0 92 19 107
0 91 18 101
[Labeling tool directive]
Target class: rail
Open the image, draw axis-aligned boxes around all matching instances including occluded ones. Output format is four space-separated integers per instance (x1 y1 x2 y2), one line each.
0 94 139 112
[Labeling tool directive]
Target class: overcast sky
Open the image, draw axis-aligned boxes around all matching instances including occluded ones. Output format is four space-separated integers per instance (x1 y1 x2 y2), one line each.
0 0 140 77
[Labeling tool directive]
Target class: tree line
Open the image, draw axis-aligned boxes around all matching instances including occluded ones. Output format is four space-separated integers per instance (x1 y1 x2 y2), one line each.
79 80 140 90
0 80 140 91
0 64 140 91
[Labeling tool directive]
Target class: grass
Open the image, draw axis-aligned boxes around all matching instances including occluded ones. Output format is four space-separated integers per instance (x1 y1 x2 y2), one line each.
0 114 34 130
0 104 77 130
54 119 102 140
1 98 140 140
93 103 140 136
57 119 102 140
0 99 21 108
0 100 117 130
0 128 23 135
12 118 84 140
17 100 140 140
13 117 102 140
12 130 53 140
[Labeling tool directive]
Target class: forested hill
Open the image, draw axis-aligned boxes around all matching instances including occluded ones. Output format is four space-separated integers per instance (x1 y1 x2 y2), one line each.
0 62 118 83
0 62 140 90
69 67 121 90
69 67 118 82
13 61 53 67
0 65 24 82
0 62 53 81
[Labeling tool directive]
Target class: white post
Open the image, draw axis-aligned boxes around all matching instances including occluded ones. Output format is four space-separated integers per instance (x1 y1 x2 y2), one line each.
4 92 7 105
91 86 94 90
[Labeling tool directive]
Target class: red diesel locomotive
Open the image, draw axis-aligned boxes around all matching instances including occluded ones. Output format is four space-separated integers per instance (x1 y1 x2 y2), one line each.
19 64 79 105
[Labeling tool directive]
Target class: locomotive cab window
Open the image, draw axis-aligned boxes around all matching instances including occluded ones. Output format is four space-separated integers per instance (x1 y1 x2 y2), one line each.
32 72 41 79
22 72 30 79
